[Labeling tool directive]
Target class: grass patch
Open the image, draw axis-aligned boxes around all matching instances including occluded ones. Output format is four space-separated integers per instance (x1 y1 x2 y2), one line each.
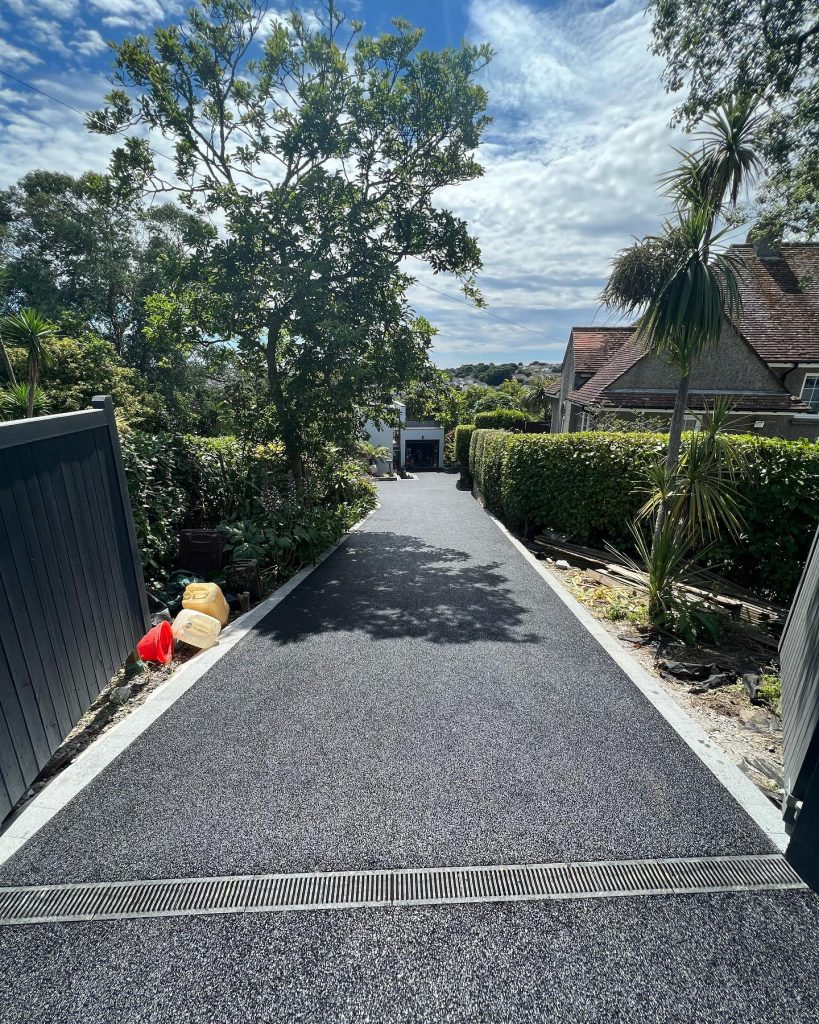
758 672 782 715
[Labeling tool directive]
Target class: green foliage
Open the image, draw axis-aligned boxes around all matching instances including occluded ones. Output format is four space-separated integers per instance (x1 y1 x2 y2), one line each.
522 376 557 420
90 0 493 475
498 432 666 546
454 424 476 469
35 332 162 427
758 673 782 714
469 429 819 602
470 429 512 514
0 382 49 420
0 170 214 357
473 408 529 430
445 362 521 385
648 0 819 237
0 308 57 418
615 519 722 643
120 428 376 588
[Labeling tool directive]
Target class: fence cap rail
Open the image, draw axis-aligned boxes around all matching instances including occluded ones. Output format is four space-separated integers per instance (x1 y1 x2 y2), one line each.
0 406 108 449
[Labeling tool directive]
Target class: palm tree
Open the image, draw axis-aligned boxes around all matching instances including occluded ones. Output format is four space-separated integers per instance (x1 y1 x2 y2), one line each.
0 382 50 421
602 98 762 483
0 309 56 418
522 375 556 421
0 268 16 388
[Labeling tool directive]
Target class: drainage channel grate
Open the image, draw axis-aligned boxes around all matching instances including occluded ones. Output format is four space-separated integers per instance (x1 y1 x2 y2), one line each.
0 854 804 926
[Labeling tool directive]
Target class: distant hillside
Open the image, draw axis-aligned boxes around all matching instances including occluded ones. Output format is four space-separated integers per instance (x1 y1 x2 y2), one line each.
445 360 561 384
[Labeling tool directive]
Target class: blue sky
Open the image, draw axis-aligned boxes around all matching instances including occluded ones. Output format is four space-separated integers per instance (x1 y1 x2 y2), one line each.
0 1 683 366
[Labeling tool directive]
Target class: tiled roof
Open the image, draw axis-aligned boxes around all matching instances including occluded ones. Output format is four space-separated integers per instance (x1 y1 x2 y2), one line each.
728 243 819 362
591 390 813 413
570 326 636 373
568 337 645 405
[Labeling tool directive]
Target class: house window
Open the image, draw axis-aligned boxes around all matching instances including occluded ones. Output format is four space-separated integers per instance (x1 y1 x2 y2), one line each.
801 375 819 410
683 416 700 432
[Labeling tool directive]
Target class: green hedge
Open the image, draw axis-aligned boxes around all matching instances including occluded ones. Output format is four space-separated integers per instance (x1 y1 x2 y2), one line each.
470 429 513 514
469 429 819 602
454 424 476 469
121 430 375 585
473 408 529 430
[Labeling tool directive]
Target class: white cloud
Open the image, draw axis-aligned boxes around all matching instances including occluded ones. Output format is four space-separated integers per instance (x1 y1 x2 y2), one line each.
410 0 685 365
90 0 169 28
4 0 78 18
73 29 108 56
0 39 43 70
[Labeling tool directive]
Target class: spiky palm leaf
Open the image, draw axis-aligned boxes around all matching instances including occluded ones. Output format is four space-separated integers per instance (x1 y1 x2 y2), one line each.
695 97 764 208
632 207 744 375
0 382 50 420
0 309 56 418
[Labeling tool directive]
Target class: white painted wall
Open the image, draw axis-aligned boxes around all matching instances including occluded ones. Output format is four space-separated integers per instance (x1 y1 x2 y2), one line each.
400 425 445 468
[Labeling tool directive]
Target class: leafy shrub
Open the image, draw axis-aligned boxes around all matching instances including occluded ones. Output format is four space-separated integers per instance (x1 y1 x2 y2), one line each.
121 428 375 587
473 408 529 430
469 429 819 602
501 432 665 547
470 429 512 514
454 424 475 469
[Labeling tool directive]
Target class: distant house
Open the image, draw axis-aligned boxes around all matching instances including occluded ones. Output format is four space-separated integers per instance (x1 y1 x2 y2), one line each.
364 401 445 471
549 242 819 440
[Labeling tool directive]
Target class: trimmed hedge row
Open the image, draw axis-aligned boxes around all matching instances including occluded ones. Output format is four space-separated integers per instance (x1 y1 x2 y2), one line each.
454 423 476 470
470 429 512 514
469 429 819 602
473 408 529 430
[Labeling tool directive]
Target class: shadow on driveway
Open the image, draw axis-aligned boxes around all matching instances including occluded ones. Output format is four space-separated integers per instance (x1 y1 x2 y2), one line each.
258 530 541 646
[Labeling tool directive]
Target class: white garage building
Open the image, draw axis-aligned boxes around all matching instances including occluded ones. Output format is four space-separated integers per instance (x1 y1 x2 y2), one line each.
364 401 445 472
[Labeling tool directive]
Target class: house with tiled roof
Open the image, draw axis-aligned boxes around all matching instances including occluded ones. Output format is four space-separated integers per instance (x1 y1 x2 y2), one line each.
549 242 819 440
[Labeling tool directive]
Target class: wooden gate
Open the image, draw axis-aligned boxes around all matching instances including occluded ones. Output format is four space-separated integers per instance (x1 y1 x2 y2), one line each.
780 523 819 887
0 396 148 820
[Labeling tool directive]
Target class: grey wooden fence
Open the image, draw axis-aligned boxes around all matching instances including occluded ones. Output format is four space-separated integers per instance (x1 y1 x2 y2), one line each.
0 395 148 820
780 524 819 806
780 523 819 887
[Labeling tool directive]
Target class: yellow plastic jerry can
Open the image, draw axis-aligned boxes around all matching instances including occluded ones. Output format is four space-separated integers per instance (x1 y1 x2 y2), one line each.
181 582 230 626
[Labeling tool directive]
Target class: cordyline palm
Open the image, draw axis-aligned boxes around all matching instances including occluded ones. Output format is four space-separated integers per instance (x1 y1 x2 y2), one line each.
522 375 555 420
0 267 16 388
0 310 56 418
602 97 762 497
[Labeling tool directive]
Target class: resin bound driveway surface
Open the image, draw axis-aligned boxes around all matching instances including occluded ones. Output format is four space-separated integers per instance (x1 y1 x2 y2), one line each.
1 474 818 1022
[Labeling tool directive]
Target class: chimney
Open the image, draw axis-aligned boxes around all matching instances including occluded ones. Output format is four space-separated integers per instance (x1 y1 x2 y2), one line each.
747 226 781 261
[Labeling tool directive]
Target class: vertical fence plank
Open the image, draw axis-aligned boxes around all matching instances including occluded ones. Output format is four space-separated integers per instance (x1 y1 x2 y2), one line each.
0 400 149 820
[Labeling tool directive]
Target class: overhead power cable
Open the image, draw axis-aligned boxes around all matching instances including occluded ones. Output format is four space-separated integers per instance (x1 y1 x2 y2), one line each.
0 67 179 169
411 277 568 348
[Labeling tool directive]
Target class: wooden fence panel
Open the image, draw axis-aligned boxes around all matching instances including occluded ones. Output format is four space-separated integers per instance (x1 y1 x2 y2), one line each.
0 396 148 820
780 523 819 805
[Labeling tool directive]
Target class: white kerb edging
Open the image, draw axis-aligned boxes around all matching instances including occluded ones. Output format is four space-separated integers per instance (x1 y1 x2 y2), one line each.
0 509 377 868
486 512 790 853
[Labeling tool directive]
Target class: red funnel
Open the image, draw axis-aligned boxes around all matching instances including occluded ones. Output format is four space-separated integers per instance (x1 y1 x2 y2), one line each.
137 621 174 664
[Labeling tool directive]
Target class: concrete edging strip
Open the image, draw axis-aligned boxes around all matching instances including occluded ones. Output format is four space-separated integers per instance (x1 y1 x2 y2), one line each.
0 508 377 868
486 511 790 853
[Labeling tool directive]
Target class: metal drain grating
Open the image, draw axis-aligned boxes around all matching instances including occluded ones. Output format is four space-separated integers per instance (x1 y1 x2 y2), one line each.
0 854 804 926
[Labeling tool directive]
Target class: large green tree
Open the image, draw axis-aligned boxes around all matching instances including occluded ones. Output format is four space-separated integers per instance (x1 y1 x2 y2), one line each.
648 0 819 236
0 170 215 355
88 0 492 476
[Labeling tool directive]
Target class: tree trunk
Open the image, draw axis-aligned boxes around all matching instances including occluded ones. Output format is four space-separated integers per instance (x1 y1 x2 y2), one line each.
26 363 36 418
265 321 303 480
653 371 690 543
0 340 16 387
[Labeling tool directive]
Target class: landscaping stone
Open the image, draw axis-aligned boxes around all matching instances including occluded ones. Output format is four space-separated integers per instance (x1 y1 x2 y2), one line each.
659 660 720 681
689 673 735 695
743 672 762 704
